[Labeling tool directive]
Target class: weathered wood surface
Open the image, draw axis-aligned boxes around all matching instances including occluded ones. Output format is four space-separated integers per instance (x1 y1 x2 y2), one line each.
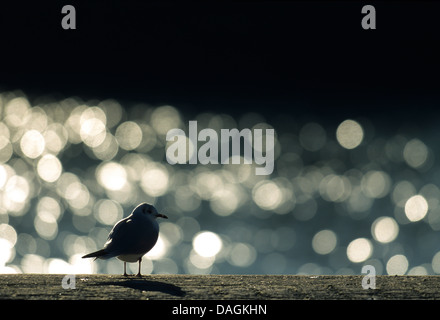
0 274 439 300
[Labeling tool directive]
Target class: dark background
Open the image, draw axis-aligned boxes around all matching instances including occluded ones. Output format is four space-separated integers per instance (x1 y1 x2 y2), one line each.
0 1 439 123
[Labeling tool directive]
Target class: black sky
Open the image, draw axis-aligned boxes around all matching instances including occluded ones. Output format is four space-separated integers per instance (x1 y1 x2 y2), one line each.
0 1 439 122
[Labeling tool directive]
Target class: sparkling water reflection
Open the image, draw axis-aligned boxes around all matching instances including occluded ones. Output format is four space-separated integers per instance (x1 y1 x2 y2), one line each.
1 90 440 275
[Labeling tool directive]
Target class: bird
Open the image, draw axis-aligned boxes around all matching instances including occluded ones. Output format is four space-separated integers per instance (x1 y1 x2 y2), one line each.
82 202 168 276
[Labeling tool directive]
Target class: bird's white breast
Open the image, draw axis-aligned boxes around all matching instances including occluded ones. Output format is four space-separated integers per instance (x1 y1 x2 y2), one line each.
117 254 144 262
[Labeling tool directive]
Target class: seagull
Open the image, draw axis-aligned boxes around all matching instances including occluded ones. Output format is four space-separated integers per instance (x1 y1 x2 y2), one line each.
82 202 168 276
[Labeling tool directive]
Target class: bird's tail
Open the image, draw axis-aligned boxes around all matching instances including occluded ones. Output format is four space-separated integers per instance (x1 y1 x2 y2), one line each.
82 249 109 260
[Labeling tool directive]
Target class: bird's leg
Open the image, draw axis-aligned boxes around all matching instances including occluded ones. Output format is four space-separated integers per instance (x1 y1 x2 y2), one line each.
136 257 142 277
123 262 128 276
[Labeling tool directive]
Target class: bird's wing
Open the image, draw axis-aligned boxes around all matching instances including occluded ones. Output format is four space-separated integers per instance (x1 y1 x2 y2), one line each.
106 216 129 241
103 215 159 257
103 216 137 254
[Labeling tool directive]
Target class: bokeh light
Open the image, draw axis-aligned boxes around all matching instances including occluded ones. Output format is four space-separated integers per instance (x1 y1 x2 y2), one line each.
79 107 107 148
0 133 13 163
34 211 58 240
227 242 257 267
210 184 243 216
94 199 123 226
405 195 429 222
97 162 127 191
140 163 169 197
115 121 143 151
336 119 364 149
371 216 399 243
431 252 440 274
44 123 68 154
386 254 409 275
20 130 45 159
0 224 18 248
319 174 351 203
312 230 337 255
151 105 182 136
192 231 223 258
392 181 416 207
361 170 391 199
37 154 63 182
4 97 31 128
3 175 30 215
347 238 372 263
403 139 429 169
252 180 283 211
146 235 167 260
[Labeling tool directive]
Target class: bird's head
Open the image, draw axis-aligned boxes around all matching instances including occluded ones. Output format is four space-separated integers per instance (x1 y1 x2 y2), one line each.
134 203 168 219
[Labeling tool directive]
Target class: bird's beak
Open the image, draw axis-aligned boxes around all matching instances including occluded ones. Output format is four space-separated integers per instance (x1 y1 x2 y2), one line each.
156 213 168 219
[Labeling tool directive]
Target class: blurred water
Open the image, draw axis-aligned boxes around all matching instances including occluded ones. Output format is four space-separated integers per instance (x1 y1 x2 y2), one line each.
1 90 440 275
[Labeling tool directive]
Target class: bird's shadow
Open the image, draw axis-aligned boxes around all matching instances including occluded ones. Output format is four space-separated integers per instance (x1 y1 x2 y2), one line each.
98 278 186 298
